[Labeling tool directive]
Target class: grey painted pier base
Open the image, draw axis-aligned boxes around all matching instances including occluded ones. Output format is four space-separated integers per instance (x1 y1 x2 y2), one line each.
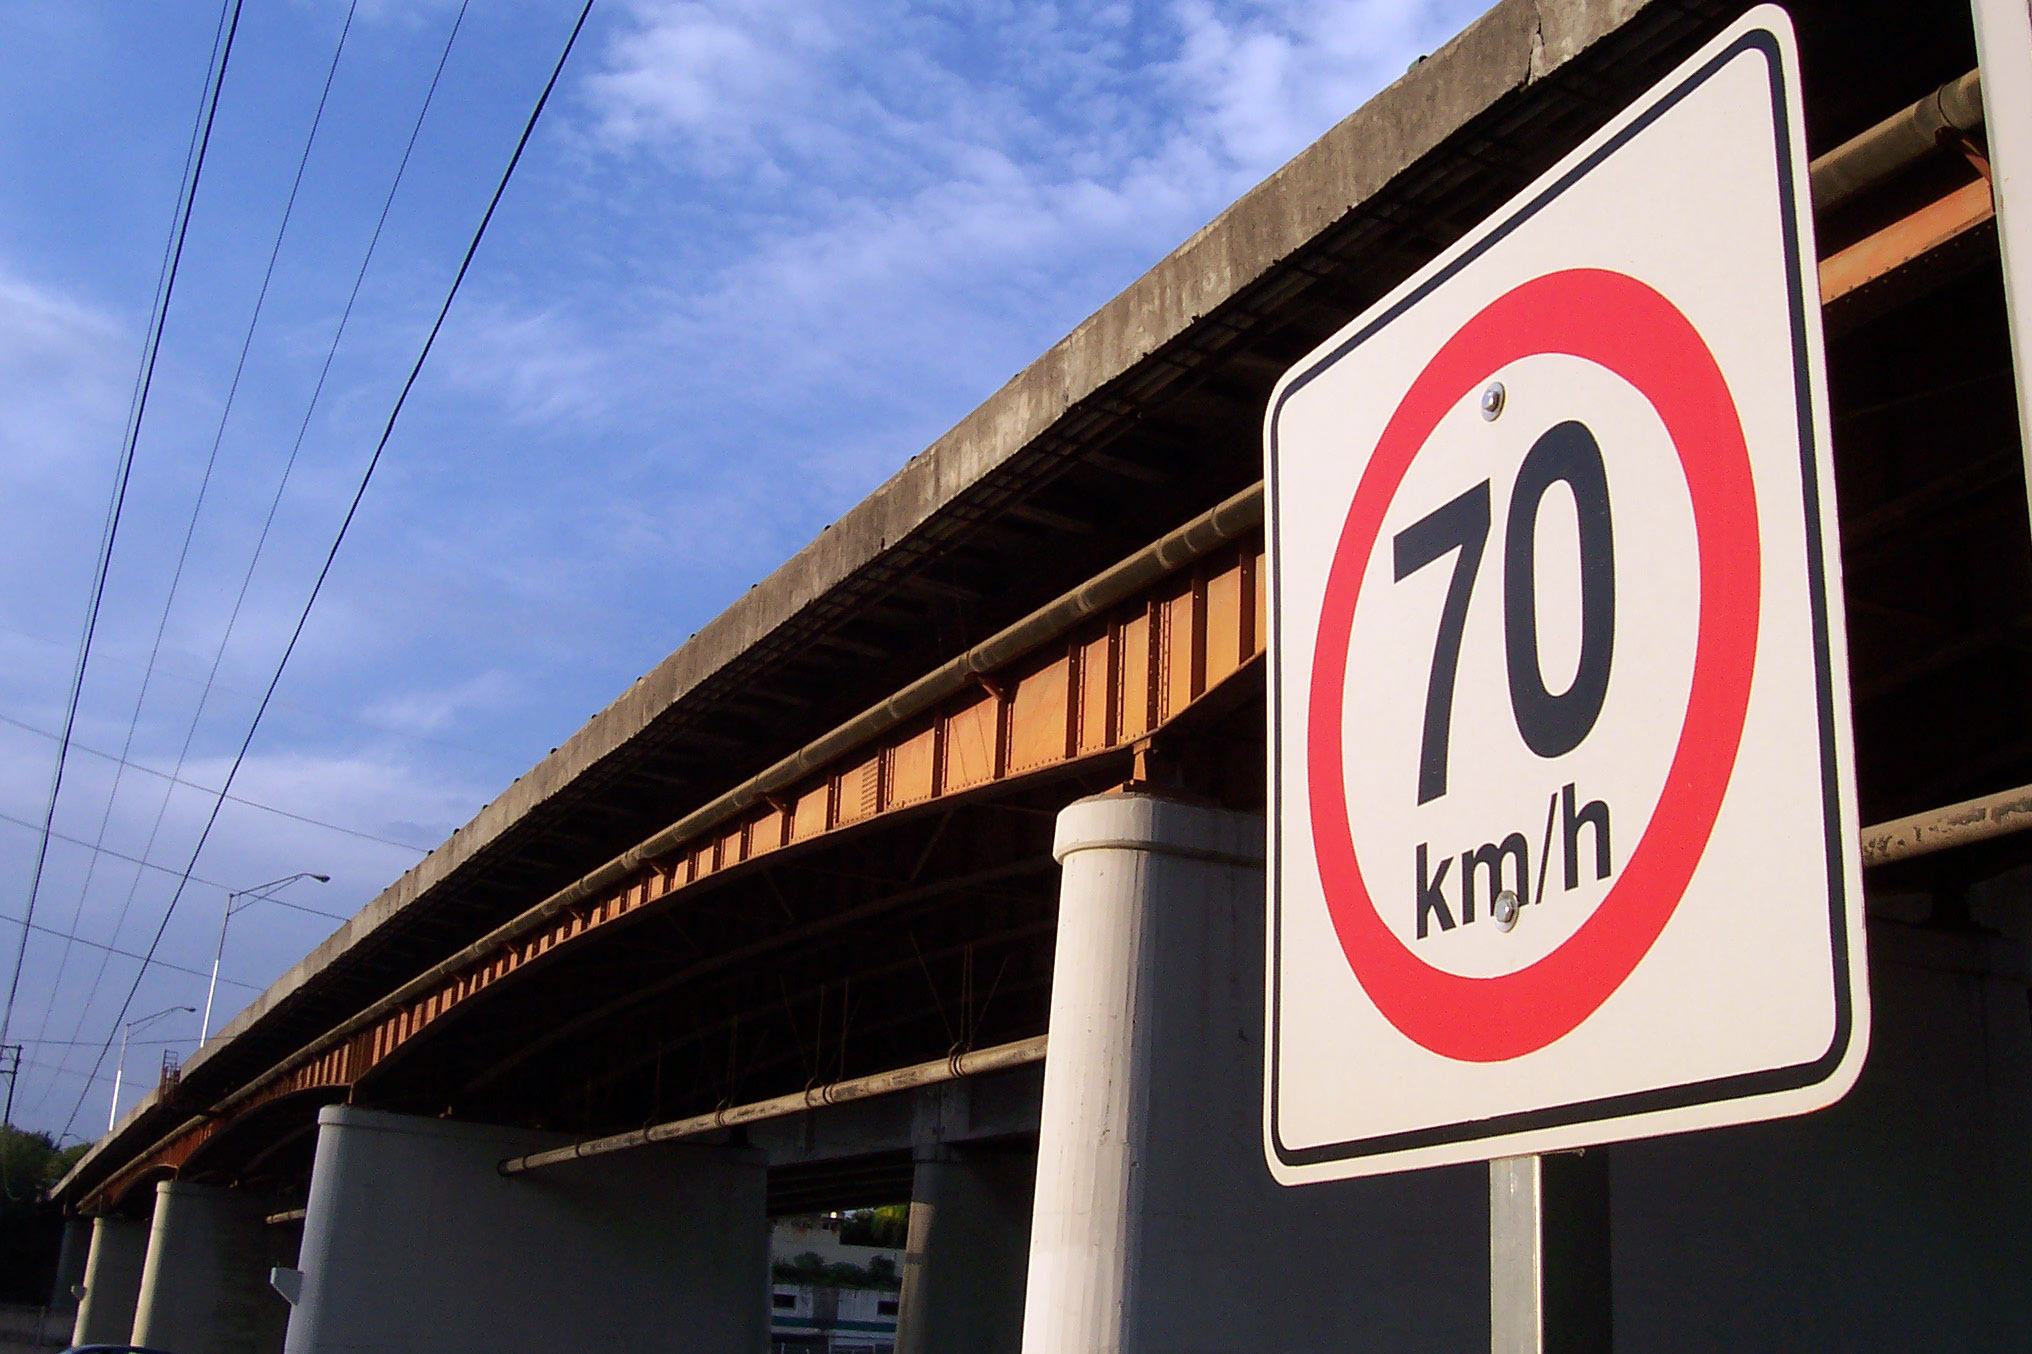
283 1104 768 1353
896 1142 1035 1354
131 1180 289 1354
71 1213 148 1347
1611 922 2032 1351
47 1214 88 1334
1022 791 1485 1354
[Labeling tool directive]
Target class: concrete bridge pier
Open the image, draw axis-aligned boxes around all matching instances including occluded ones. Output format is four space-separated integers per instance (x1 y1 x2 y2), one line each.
47 1214 88 1336
281 1104 768 1353
1609 921 2032 1351
1022 791 1484 1354
895 1142 1035 1354
131 1179 291 1354
71 1213 148 1347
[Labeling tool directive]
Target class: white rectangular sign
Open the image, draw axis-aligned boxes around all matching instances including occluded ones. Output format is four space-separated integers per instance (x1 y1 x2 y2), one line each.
1265 7 1868 1182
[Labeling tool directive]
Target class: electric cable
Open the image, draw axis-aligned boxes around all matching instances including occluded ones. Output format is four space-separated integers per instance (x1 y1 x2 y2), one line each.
56 0 597 1144
0 807 347 925
0 0 246 1064
0 711 429 852
31 4 365 1054
0 917 259 992
27 0 472 1116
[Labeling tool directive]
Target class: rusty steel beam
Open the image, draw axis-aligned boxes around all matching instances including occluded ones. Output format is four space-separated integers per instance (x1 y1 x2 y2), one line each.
82 516 1263 1210
351 534 1259 1071
1820 176 1997 306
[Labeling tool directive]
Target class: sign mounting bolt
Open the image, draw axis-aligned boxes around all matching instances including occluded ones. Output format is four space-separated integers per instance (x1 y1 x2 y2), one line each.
1480 382 1506 421
1493 889 1522 931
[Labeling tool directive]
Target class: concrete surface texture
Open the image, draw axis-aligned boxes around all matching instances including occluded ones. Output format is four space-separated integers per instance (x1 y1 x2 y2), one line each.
1023 792 1487 1353
71 1214 146 1347
896 1143 1035 1354
131 1180 289 1354
283 1104 769 1353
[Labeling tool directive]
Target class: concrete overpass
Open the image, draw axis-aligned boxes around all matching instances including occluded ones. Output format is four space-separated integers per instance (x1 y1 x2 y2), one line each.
51 0 2032 1349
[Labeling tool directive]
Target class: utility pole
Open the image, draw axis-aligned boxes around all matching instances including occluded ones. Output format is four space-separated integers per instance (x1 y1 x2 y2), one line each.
0 1043 19 1127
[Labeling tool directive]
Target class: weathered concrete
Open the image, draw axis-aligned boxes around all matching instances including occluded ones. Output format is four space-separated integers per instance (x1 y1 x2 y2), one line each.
283 1105 768 1354
58 0 1675 1209
1611 922 2032 1352
47 1215 87 1327
131 1180 289 1354
1023 793 1484 1353
896 1143 1035 1354
71 1214 147 1347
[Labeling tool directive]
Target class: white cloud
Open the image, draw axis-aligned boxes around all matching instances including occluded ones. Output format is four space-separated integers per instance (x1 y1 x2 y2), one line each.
589 0 845 167
358 669 518 739
0 267 127 476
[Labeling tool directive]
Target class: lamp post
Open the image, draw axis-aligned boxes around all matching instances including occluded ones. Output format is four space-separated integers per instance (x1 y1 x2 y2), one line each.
199 872 330 1045
109 1004 192 1133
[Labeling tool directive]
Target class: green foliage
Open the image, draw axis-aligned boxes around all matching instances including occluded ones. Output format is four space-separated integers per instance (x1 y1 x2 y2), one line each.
837 1203 908 1248
770 1240 904 1291
0 1124 80 1303
0 1125 83 1205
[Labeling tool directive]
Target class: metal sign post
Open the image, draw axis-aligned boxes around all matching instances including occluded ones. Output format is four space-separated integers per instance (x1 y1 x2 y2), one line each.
1968 0 2032 528
1490 1153 1611 1354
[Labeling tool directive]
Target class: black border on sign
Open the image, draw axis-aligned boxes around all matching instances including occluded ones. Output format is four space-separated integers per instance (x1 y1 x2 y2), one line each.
1266 25 1855 1170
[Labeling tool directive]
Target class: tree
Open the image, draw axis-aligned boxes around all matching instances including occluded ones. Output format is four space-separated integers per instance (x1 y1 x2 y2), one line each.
838 1203 907 1248
0 1125 87 1303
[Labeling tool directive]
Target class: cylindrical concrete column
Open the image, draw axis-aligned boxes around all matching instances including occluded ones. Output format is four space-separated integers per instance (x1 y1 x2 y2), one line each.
132 1180 289 1354
48 1214 89 1327
896 1143 1035 1354
72 1213 149 1347
1023 793 1263 1349
286 1105 769 1354
1022 791 1486 1354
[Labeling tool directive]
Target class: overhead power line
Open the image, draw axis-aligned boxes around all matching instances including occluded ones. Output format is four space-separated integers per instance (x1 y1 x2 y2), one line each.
0 914 258 993
0 806 350 924
0 711 429 852
0 0 246 1060
26 0 475 1124
33 0 367 1063
57 0 598 1143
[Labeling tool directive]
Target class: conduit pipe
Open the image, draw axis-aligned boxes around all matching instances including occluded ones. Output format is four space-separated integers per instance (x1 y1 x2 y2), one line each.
1859 782 2032 867
198 483 1262 1124
497 1034 1047 1176
1809 70 1984 215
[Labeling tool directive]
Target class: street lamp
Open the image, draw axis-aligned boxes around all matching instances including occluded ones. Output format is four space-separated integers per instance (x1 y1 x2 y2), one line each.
109 1004 193 1133
199 872 330 1045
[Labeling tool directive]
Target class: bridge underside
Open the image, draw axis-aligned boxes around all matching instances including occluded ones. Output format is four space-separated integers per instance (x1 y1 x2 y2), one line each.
47 0 2032 1348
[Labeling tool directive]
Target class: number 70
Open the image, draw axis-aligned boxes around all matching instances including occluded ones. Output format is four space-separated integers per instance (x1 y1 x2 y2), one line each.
1390 420 1616 805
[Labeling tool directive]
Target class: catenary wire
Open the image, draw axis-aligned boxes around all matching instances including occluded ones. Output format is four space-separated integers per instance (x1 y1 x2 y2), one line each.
0 0 246 1063
30 1 366 1066
57 0 596 1144
0 711 429 852
0 917 259 993
28 1 476 1117
0 807 349 924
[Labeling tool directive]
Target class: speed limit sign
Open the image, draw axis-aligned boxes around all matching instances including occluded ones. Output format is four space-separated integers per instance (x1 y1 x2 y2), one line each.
1265 7 1868 1182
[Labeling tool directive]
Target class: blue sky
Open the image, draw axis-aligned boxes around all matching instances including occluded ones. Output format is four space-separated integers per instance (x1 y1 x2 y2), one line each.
0 0 1481 1141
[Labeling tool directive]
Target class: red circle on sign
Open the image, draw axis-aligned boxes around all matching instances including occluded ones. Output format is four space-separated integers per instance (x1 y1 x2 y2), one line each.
1306 268 1760 1063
